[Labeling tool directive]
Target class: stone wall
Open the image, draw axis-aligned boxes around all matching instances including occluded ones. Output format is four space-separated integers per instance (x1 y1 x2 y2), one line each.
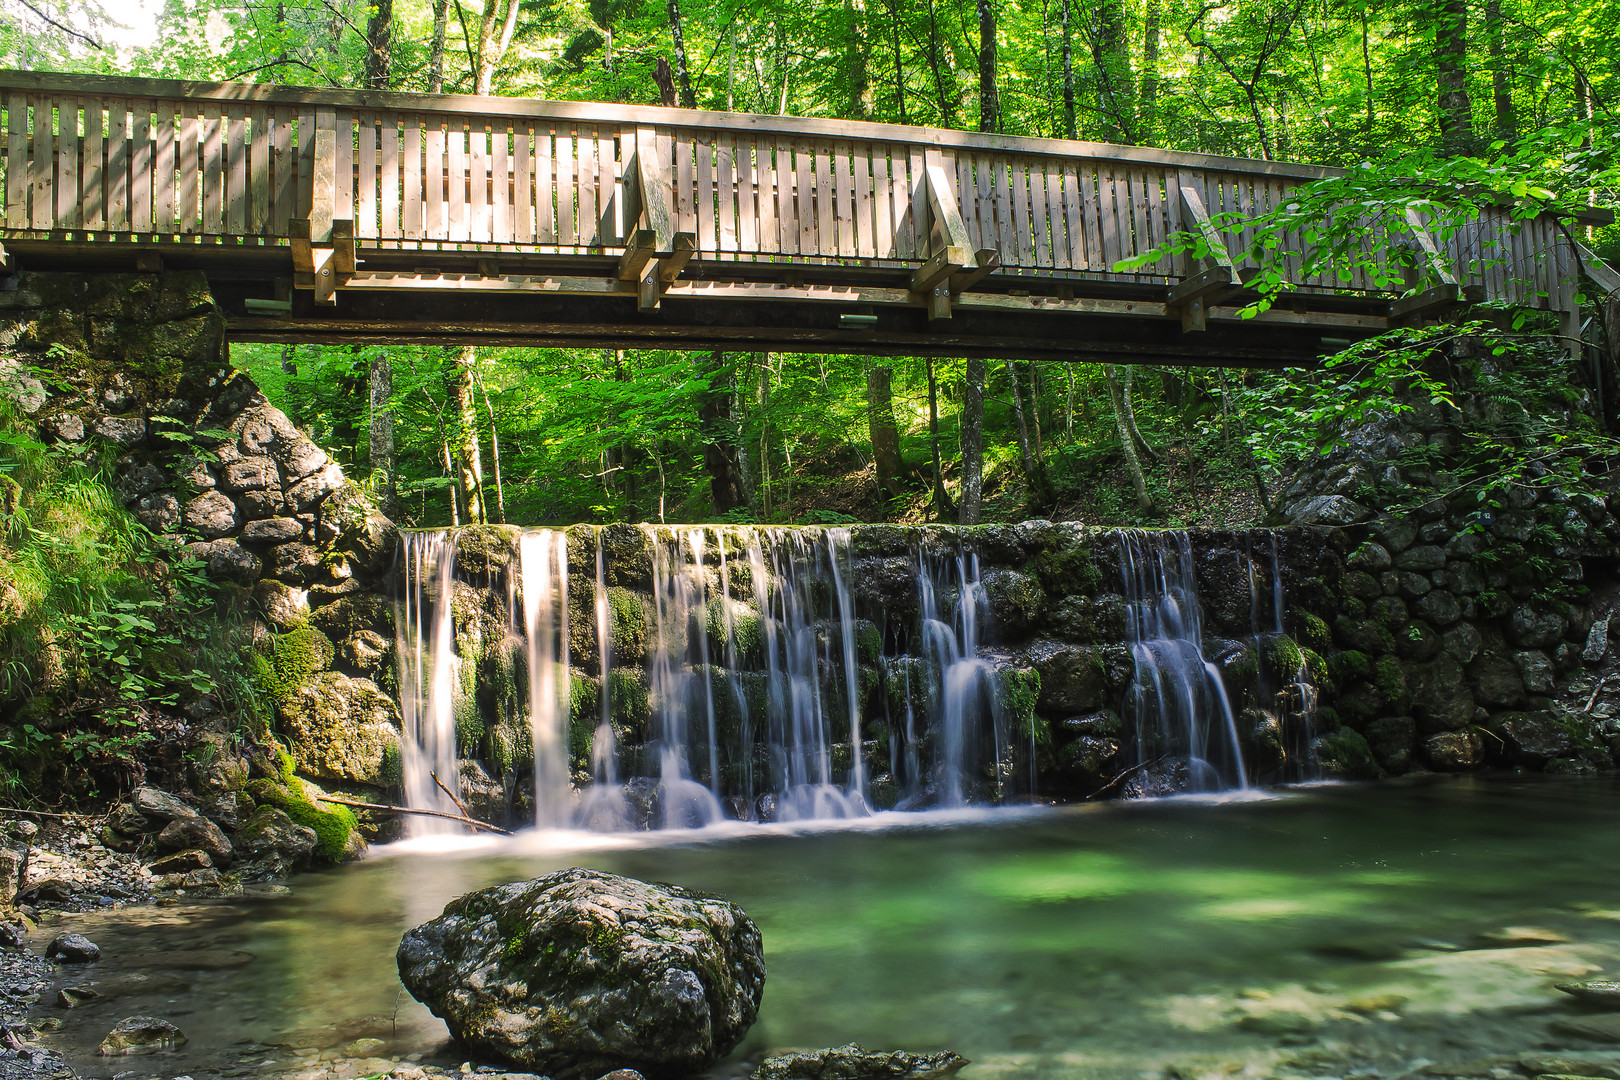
0 270 402 821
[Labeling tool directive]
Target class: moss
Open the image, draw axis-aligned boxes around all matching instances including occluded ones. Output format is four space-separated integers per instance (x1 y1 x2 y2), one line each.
454 697 486 757
13 694 60 727
1298 613 1331 654
995 665 1044 744
1328 650 1371 684
244 775 357 863
1262 636 1306 681
379 738 404 788
1373 655 1409 707
1028 539 1099 595
489 719 533 775
254 627 335 703
1314 727 1378 779
606 668 650 738
1300 648 1330 688
702 595 763 668
855 619 882 665
609 587 649 662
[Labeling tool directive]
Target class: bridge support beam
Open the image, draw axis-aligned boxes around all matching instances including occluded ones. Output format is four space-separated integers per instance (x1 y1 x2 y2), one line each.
1169 177 1242 332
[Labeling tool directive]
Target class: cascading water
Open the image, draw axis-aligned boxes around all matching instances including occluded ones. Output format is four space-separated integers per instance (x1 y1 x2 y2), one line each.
394 531 463 835
1115 529 1249 793
517 530 570 827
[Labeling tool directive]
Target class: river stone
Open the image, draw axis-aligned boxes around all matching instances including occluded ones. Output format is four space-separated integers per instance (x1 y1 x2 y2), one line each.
1488 712 1574 766
97 1016 187 1055
1285 495 1369 527
242 516 305 545
1586 615 1613 665
1558 981 1620 1008
47 934 100 963
1511 604 1570 649
156 814 233 866
396 867 766 1080
146 849 213 874
1426 730 1484 772
1516 650 1557 695
752 1044 969 1080
132 786 196 823
184 490 240 538
1394 544 1446 572
1553 1016 1620 1044
234 806 318 869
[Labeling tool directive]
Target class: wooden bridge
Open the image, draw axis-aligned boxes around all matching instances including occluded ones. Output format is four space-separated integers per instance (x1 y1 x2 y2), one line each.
0 70 1612 367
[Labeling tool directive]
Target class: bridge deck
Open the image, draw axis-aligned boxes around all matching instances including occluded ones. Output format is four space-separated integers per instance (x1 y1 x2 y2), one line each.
0 71 1606 365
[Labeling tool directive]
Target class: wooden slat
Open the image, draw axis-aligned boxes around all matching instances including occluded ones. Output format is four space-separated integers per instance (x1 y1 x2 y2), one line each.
28 95 51 230
1030 161 1052 269
405 118 426 240
1010 158 1033 267
3 93 24 229
423 122 444 240
597 132 615 245
575 127 596 247
447 122 468 243
57 98 79 230
226 106 246 234
295 108 314 221
248 106 269 234
333 109 354 227
556 128 576 245
130 100 153 233
356 115 377 239
1096 163 1122 271
106 99 130 232
872 145 893 258
755 140 777 255
174 106 193 234
855 142 874 259
737 136 756 254
772 139 793 254
891 144 911 259
514 124 532 244
834 139 855 258
696 136 714 253
795 139 815 255
814 140 834 258
1060 162 1083 270
989 156 1013 266
973 153 995 262
488 125 506 243
716 133 736 255
380 120 399 240
670 133 691 242
270 106 291 235
201 104 223 234
536 128 555 244
468 122 488 243
1045 161 1067 270
907 146 926 262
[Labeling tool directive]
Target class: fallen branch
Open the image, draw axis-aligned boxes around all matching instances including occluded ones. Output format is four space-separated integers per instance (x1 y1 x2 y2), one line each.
1587 675 1609 713
1086 755 1169 800
315 795 513 836
431 771 474 820
0 806 92 821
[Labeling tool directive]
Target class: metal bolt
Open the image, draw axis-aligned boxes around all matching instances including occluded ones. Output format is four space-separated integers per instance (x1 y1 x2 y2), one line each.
321 268 331 276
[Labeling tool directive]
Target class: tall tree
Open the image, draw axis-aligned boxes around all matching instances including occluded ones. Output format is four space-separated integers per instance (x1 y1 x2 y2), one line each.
1091 0 1135 142
867 364 904 515
667 0 697 107
368 352 398 519
959 358 986 525
364 0 393 90
1435 0 1473 150
1106 366 1152 512
1059 0 1077 138
459 0 523 95
977 0 1000 133
1005 361 1051 509
429 0 449 92
1486 0 1516 142
700 351 744 513
446 346 487 524
925 356 955 517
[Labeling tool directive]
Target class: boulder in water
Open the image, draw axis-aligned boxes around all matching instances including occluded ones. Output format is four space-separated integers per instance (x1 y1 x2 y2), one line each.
97 1016 187 1055
752 1044 969 1080
396 867 766 1080
46 933 100 963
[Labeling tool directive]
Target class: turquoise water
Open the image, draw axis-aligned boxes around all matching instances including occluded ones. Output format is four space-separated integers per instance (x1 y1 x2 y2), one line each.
35 775 1620 1079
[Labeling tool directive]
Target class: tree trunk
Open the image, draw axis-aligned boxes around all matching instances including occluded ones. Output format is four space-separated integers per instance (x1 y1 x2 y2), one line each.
1006 361 1051 510
959 357 985 525
1138 0 1161 137
1059 0 1076 138
845 0 870 119
1118 366 1158 465
976 0 1000 133
1105 366 1152 512
925 355 955 518
1064 363 1075 438
1486 0 1515 142
667 0 697 108
1361 9 1375 139
364 0 393 90
441 438 460 525
1095 0 1135 143
1435 0 1473 151
368 353 397 519
476 373 506 524
867 364 904 516
700 351 743 514
891 0 907 123
429 0 448 92
446 346 486 524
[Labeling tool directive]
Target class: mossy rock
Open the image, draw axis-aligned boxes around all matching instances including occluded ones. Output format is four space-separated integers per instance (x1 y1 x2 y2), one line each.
489 719 534 776
1328 649 1371 684
598 523 653 588
701 595 763 669
1313 727 1379 780
1261 635 1306 682
277 671 401 788
854 619 882 665
1027 535 1100 596
1297 613 1331 654
608 587 650 664
244 775 358 864
606 668 650 739
1373 655 1409 708
994 665 1043 745
451 524 521 577
310 593 394 641
254 627 336 703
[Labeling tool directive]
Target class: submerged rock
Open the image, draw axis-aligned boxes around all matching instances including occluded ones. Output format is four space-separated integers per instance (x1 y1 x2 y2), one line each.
396 867 766 1080
1559 981 1620 1008
752 1044 969 1080
45 934 100 963
97 1015 187 1054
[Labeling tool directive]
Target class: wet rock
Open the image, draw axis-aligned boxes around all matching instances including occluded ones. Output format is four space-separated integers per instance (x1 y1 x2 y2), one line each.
1553 1016 1620 1043
97 1016 187 1055
46 933 100 963
0 923 24 948
1511 604 1570 649
234 807 318 868
279 672 401 788
1032 646 1107 714
1587 615 1613 665
56 986 100 1008
1286 495 1369 527
397 867 766 1079
977 567 1045 642
156 815 232 866
1347 542 1392 571
1487 712 1574 766
1394 545 1446 572
1409 654 1473 732
1444 623 1484 664
1478 925 1568 946
1557 981 1620 1008
1426 730 1484 772
146 849 213 875
1519 1053 1620 1079
751 1044 969 1080
1366 716 1416 772
132 787 196 823
1413 589 1463 628
1470 652 1526 709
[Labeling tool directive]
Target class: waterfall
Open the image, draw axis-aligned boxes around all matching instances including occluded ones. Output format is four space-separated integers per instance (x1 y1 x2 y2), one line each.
911 539 1000 807
395 531 463 835
1115 529 1248 793
517 530 570 828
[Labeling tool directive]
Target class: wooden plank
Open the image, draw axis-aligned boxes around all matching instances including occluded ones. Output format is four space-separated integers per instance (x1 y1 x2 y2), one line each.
737 136 757 254
796 139 816 255
106 99 130 232
57 98 79 230
954 153 976 252
356 114 377 240
226 106 246 234
270 106 291 235
248 106 269 234
696 136 714 253
815 140 834 258
891 144 911 259
921 157 973 265
1061 162 1083 270
28 95 51 231
754 139 776 255
3 93 24 229
872 145 892 259
596 132 614 245
972 153 994 262
379 120 399 240
907 146 926 263
775 138 795 254
513 125 532 244
556 128 576 245
1011 157 1034 267
198 105 221 234
130 100 152 234
1096 163 1122 271
311 125 336 243
173 106 192 234
834 139 855 258
717 134 737 255
447 122 467 243
991 155 1015 267
295 108 314 221
333 109 354 228
467 122 487 243
408 119 428 241
1030 160 1052 268
490 125 509 243
669 131 691 242
1044 161 1067 270
575 127 596 246
534 130 554 245
636 126 674 250
855 142 874 259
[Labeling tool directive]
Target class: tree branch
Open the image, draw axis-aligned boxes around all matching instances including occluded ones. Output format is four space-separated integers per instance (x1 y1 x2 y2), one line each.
14 0 103 49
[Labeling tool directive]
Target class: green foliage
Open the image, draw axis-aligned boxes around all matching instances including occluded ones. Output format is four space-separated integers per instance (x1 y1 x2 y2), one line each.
245 767 358 864
253 628 336 703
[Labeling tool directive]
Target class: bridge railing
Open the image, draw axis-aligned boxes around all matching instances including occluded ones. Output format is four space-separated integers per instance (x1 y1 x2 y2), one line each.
0 70 1593 321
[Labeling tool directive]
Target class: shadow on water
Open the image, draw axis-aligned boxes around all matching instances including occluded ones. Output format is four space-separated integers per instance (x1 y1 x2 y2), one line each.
33 774 1620 1079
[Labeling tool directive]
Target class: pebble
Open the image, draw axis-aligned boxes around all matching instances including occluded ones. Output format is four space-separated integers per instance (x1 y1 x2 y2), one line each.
44 933 100 963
